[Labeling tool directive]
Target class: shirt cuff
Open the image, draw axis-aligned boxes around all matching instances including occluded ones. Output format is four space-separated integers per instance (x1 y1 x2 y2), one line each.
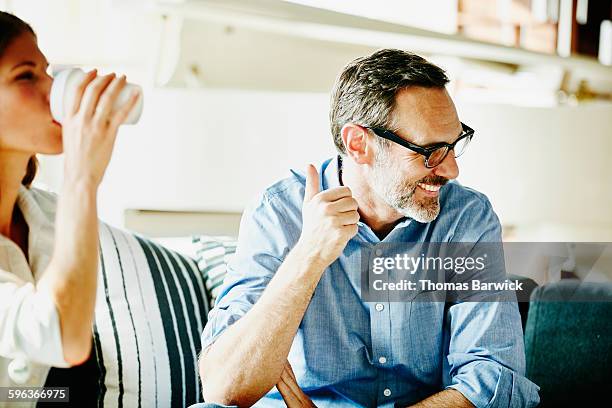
446 361 540 408
4 283 70 368
200 308 245 353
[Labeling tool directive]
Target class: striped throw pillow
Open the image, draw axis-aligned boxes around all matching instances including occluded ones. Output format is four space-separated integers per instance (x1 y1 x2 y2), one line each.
192 236 237 306
91 224 210 407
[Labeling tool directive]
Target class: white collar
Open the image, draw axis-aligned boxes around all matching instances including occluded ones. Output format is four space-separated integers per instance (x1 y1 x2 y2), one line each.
15 186 56 282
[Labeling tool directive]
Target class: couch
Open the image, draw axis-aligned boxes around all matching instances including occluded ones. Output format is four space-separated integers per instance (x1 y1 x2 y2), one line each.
523 280 612 407
40 231 611 408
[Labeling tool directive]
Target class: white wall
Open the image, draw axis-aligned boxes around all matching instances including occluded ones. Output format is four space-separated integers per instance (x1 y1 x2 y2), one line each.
96 88 335 224
457 101 612 240
6 0 158 76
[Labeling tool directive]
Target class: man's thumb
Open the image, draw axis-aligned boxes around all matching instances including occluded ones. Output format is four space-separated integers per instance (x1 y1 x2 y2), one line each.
304 164 320 201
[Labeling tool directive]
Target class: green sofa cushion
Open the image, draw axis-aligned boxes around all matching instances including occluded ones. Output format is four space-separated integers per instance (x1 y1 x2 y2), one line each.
524 280 612 406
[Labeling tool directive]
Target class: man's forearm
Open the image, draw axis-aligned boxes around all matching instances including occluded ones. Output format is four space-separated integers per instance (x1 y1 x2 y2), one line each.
200 242 326 406
408 389 474 408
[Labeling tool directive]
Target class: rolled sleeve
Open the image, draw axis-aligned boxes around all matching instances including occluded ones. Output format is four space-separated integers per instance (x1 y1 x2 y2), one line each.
443 301 540 408
200 190 296 352
446 360 540 408
0 278 68 368
200 268 273 352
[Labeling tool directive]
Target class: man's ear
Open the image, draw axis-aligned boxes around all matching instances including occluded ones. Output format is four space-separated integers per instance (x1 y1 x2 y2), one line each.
340 123 374 165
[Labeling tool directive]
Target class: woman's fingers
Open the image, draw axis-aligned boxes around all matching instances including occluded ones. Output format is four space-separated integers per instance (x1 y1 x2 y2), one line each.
79 73 115 119
109 89 140 129
113 88 140 123
93 75 126 124
69 69 97 116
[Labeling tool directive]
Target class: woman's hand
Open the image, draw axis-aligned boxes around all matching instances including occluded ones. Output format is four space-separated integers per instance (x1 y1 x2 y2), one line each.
277 360 317 408
61 69 140 188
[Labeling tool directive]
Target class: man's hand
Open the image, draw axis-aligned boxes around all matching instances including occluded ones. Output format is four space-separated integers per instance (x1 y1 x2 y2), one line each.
297 164 359 269
277 360 317 408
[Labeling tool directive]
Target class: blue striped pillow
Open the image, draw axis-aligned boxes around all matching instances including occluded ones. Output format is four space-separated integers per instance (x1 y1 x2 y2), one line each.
91 224 210 407
192 236 237 307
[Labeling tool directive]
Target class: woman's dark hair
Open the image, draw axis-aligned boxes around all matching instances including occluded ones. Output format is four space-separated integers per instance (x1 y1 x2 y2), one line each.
1 11 38 187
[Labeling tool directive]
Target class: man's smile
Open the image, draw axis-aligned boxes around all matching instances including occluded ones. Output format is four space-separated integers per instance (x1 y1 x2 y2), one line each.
417 182 442 196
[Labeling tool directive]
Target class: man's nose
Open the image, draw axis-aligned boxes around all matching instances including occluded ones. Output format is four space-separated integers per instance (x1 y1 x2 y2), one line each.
433 151 459 180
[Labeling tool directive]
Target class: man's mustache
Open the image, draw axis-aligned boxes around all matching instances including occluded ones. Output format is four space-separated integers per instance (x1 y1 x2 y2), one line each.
418 175 448 187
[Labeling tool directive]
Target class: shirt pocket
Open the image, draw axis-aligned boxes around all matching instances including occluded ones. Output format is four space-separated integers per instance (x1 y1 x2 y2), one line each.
405 301 445 383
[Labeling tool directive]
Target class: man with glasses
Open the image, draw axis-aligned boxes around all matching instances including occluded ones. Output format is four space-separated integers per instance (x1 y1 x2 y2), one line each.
198 49 539 408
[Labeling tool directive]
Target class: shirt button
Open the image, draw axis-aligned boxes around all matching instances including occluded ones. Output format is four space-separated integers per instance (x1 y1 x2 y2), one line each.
383 388 392 397
378 356 387 364
375 303 384 311
8 358 31 384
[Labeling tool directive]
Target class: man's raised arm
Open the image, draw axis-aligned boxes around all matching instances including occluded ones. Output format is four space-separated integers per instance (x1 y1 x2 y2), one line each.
199 164 359 407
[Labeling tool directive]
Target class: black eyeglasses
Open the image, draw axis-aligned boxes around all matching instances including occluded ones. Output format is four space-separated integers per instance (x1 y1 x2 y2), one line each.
366 122 475 168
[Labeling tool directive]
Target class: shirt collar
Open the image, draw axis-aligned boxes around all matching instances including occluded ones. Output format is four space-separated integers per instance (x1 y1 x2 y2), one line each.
17 186 54 232
16 186 56 280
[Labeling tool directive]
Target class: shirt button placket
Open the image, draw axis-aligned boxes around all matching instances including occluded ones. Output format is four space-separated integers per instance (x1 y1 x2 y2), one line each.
371 299 392 404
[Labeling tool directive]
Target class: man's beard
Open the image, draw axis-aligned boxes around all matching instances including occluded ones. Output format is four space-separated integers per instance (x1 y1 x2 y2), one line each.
370 148 448 223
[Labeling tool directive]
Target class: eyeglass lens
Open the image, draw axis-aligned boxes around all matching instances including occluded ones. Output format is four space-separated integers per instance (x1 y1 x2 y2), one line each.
426 135 471 167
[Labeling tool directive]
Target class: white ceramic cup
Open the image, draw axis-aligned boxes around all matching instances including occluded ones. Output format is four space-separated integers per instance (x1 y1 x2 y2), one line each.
50 68 143 125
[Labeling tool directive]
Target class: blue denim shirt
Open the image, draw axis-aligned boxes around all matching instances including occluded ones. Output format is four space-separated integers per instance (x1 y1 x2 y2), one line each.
201 157 540 408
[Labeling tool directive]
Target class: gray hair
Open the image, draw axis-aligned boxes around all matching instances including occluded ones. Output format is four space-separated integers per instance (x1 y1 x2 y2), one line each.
329 49 450 155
